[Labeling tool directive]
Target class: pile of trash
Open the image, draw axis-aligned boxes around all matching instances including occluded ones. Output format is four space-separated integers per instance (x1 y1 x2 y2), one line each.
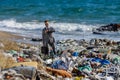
0 38 120 80
45 38 120 80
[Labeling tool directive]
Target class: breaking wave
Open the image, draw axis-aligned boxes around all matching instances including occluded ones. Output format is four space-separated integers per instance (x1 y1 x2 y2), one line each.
0 19 102 33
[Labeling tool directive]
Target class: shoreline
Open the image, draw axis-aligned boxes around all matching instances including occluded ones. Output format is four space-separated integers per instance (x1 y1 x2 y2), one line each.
0 31 34 51
0 30 38 45
0 31 23 40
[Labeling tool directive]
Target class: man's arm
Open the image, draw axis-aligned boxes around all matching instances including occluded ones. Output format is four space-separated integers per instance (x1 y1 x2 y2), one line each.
48 27 55 33
42 28 45 39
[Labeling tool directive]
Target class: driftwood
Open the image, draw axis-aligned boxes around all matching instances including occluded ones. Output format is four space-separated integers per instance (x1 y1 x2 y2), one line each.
46 67 72 78
31 38 42 42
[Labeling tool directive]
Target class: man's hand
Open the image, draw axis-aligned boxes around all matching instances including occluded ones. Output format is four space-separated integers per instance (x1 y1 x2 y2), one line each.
45 29 49 33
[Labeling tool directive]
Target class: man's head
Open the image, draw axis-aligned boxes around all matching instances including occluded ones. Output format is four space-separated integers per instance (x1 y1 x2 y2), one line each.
44 20 49 27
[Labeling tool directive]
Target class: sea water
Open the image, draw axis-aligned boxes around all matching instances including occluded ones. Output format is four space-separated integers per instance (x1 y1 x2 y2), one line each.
0 0 120 41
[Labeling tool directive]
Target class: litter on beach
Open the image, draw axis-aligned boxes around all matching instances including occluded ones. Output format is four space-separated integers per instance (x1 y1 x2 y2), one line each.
0 38 120 80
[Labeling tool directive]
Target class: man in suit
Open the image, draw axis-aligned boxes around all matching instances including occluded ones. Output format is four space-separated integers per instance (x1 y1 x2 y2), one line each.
42 20 56 55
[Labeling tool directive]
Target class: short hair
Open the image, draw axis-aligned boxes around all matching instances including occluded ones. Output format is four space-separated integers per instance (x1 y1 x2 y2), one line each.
44 20 48 23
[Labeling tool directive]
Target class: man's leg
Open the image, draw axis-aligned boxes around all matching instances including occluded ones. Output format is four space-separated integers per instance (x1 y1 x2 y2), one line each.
49 42 56 55
43 41 49 55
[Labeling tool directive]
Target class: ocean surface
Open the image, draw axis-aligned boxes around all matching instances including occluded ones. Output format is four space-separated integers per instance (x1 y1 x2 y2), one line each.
0 0 120 41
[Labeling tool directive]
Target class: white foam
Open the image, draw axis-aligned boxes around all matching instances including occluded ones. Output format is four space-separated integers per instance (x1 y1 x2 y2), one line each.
0 19 101 32
0 19 120 41
51 22 94 32
0 19 43 30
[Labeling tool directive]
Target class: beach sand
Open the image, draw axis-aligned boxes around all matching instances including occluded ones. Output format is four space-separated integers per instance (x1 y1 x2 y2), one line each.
0 31 23 40
0 31 30 51
0 31 23 69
